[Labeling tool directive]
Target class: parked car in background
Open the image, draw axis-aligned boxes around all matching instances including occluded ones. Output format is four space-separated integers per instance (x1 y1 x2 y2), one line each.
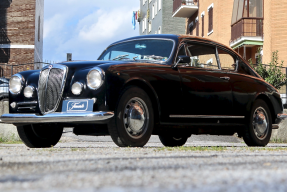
1 34 286 148
0 77 9 101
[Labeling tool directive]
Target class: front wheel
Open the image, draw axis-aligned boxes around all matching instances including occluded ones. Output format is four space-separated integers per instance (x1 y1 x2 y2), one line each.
108 86 154 147
243 99 272 147
17 124 63 148
159 135 188 147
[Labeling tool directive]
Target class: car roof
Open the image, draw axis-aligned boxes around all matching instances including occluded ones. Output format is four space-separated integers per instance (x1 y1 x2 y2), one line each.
110 34 236 54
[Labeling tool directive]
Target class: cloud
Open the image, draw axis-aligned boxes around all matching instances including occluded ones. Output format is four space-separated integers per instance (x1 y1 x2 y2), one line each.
78 7 136 43
43 1 140 62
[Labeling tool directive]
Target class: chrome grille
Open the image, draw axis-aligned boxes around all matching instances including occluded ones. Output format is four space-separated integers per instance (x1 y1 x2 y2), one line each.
38 64 67 114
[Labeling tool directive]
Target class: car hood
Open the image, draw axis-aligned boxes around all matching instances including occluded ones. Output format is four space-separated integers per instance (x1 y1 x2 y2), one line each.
57 60 114 70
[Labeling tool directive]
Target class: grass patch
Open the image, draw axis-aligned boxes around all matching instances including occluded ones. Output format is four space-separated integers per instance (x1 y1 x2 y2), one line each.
0 138 23 144
244 147 287 151
158 146 227 152
0 134 22 144
270 138 287 143
70 148 87 152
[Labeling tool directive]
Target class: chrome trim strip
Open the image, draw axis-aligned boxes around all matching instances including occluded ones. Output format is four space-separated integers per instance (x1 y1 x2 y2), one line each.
17 101 38 106
170 115 245 118
98 38 176 64
18 106 36 110
0 111 114 124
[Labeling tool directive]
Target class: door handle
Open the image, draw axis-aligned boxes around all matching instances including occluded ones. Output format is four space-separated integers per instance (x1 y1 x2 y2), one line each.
220 76 230 81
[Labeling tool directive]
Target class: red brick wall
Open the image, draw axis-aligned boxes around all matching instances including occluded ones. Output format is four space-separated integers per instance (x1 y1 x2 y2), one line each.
6 0 36 46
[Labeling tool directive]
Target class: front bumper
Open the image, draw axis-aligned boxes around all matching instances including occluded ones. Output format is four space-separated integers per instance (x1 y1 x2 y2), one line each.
0 111 114 124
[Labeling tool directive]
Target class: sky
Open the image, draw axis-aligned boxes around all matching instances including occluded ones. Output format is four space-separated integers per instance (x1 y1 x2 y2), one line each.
43 0 139 63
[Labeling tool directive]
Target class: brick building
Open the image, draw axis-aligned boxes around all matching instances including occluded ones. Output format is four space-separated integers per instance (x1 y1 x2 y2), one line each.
139 0 186 35
172 0 287 67
0 0 44 77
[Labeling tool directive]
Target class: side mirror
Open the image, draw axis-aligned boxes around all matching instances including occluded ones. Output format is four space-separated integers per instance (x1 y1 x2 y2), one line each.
173 55 190 68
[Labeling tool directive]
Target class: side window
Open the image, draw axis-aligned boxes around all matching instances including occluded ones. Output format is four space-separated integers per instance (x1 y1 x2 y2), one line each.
186 43 219 69
217 48 237 71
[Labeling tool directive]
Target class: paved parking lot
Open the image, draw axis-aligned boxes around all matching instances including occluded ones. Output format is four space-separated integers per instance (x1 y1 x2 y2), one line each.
1 130 287 192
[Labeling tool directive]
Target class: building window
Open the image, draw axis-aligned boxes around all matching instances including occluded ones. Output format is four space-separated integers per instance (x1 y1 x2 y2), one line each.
195 17 199 36
142 17 146 33
149 0 152 3
155 1 158 15
201 12 205 37
158 0 162 11
158 26 161 34
152 4 155 19
38 16 41 42
155 31 157 34
208 3 214 35
149 22 152 33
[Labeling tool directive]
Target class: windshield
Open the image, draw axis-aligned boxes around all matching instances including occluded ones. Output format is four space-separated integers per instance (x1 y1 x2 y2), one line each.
98 39 174 62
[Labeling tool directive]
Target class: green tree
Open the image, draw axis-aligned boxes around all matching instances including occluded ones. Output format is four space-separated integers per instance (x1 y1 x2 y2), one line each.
250 48 286 89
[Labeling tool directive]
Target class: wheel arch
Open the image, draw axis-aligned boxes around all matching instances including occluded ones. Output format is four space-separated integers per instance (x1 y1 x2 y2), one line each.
254 94 276 124
122 78 161 124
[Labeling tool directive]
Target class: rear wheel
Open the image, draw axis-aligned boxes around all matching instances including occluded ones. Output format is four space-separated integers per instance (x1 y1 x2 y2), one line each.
17 124 63 148
243 99 272 147
108 86 154 147
159 135 188 147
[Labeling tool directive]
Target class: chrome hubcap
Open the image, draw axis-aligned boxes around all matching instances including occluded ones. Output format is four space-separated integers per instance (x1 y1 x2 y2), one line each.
253 107 269 140
123 97 149 139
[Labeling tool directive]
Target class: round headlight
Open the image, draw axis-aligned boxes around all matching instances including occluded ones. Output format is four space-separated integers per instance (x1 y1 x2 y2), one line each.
24 85 35 98
9 74 24 94
71 82 83 95
87 68 104 90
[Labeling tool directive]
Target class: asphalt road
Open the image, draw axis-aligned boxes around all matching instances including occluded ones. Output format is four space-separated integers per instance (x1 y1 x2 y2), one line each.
1 130 287 192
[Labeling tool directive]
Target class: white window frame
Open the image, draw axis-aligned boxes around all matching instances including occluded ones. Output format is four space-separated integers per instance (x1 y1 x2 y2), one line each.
149 21 152 33
158 0 162 11
206 58 213 65
149 0 152 3
201 11 205 18
158 26 161 34
152 4 155 19
207 3 214 10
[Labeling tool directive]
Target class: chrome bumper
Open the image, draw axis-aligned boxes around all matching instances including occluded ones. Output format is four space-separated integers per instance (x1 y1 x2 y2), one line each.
277 113 287 119
0 112 114 124
273 113 287 128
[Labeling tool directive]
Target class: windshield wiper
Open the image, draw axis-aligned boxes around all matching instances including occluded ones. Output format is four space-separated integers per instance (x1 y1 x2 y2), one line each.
112 54 129 60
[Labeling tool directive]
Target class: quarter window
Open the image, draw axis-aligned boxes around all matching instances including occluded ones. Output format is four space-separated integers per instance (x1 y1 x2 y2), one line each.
217 48 237 71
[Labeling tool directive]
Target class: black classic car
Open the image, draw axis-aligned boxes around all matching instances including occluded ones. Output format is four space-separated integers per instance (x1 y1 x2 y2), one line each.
1 34 286 148
0 77 9 101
